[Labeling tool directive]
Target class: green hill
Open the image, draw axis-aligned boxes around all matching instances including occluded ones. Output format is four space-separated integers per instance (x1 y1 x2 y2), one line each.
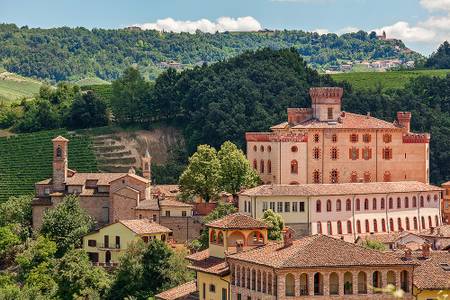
331 69 450 91
0 70 43 103
0 129 98 202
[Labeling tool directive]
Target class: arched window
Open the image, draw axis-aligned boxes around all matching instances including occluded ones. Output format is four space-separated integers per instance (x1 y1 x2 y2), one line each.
356 198 360 211
210 230 216 243
313 170 321 183
351 171 358 182
381 198 385 209
421 216 426 229
384 170 391 182
330 272 339 295
428 216 432 228
401 271 409 292
405 217 410 230
413 217 418 230
405 197 409 208
327 221 332 235
290 160 298 174
364 198 369 210
349 147 359 160
332 134 337 143
253 145 257 152
372 198 377 210
365 220 370 232
397 197 401 208
389 197 393 209
260 160 265 173
347 220 352 234
337 221 342 234
291 145 298 152
346 199 351 211
372 271 382 289
427 195 431 202
300 273 308 295
267 145 272 152
253 159 257 170
373 219 378 232
435 215 439 227
217 231 224 245
313 147 321 160
382 219 386 232
383 133 392 143
434 194 438 202
316 200 321 213
344 272 353 295
412 196 417 207
314 273 324 295
314 134 320 143
356 220 361 234
387 271 396 287
398 218 403 231
267 160 272 174
331 147 338 160
420 196 424 207
285 273 295 296
326 200 332 212
357 272 367 294
336 199 341 212
317 222 322 234
260 145 265 152
389 218 394 231
363 171 371 182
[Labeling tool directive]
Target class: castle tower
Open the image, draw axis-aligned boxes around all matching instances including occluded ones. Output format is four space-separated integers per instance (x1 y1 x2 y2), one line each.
309 87 344 121
397 111 412 132
142 149 152 181
52 136 69 192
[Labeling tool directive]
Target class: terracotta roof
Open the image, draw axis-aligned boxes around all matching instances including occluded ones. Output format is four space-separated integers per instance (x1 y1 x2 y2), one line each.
65 172 127 186
356 232 404 244
206 213 268 229
240 181 443 197
153 185 180 197
228 235 415 268
442 181 450 186
160 199 193 208
119 219 172 235
411 252 450 290
187 250 230 276
36 178 52 185
52 135 69 142
420 225 450 237
155 280 197 300
135 199 159 210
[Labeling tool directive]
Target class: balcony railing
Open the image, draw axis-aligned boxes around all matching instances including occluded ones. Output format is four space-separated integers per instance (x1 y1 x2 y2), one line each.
98 243 121 250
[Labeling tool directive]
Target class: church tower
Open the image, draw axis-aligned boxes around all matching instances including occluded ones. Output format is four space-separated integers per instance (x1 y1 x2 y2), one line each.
142 149 152 181
52 136 69 192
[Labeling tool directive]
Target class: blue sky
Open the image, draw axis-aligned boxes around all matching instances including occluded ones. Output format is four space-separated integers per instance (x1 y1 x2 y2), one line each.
1 0 450 54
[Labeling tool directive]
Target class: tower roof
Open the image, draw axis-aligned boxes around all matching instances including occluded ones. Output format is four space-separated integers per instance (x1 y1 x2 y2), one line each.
52 135 69 142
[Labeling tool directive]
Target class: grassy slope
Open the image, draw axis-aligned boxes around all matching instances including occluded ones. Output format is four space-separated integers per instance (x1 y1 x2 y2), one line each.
0 71 42 103
74 77 111 86
0 129 98 202
331 69 450 91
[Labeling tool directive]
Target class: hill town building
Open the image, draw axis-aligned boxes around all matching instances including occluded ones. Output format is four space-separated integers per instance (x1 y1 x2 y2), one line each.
246 87 430 185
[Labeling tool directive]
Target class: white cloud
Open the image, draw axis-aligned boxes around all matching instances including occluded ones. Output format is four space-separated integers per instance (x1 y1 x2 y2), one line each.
373 21 436 43
336 26 360 34
132 16 262 33
420 0 450 11
313 28 330 35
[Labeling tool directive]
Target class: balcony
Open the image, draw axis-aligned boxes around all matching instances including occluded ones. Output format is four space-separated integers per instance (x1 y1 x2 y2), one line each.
98 243 121 250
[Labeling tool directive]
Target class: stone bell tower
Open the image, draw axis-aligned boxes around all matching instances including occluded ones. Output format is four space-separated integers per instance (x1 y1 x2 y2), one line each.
52 136 69 192
142 149 152 181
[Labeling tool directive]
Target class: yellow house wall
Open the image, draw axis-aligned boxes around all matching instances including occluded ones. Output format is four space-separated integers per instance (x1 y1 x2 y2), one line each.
83 222 166 264
197 272 230 300
413 286 450 300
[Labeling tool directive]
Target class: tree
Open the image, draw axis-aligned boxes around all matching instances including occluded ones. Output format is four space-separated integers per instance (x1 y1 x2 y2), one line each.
54 249 111 300
0 225 21 265
40 195 95 256
262 209 284 241
15 235 57 278
360 239 386 251
0 195 33 239
179 144 221 202
218 141 260 195
65 90 108 129
196 202 237 249
153 68 181 119
110 67 151 124
425 41 450 69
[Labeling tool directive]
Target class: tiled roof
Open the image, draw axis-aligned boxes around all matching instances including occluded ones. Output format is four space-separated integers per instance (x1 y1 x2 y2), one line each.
228 235 415 268
65 172 127 186
135 199 159 210
187 250 230 276
36 178 52 185
153 185 180 197
411 252 450 290
356 233 404 244
420 225 450 237
155 280 197 300
441 181 450 186
240 181 443 197
119 219 172 235
206 213 268 229
160 199 193 208
52 135 69 142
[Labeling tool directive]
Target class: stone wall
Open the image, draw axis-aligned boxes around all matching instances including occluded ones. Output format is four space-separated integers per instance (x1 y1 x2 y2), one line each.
160 216 203 243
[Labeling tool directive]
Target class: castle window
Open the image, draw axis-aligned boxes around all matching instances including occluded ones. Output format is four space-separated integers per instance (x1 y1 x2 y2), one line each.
356 220 361 234
260 160 265 173
372 198 377 210
382 219 386 232
313 147 320 160
412 196 417 207
346 199 351 211
313 170 321 183
327 221 333 235
314 134 320 143
381 198 385 209
290 160 298 174
337 221 342 234
267 160 272 174
350 171 357 183
291 145 298 152
253 145 257 152
332 134 337 143
362 147 372 160
382 147 392 160
362 134 371 143
316 200 321 213
253 159 257 170
347 220 352 234
267 145 272 152
389 197 393 209
363 171 371 182
356 198 360 211
350 134 358 143
331 147 338 160
260 145 264 152
349 147 359 160
397 197 401 209
326 200 332 212
336 199 341 212
365 220 370 232
364 198 369 210
383 171 391 182
330 169 339 183
317 222 322 234
405 197 409 208
383 134 392 143
327 107 333 119
56 146 62 158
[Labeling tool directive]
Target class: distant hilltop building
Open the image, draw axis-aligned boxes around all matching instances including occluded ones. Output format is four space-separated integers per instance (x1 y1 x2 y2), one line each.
377 30 387 40
246 87 430 185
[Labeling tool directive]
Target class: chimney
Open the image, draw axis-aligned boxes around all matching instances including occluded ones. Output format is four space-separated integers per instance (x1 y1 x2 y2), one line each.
421 243 431 258
282 227 295 247
397 112 412 132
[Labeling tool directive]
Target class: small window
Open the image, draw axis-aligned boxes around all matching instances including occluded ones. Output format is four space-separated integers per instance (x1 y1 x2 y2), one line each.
165 211 170 217
270 202 275 211
267 145 272 152
326 200 332 212
350 134 358 143
363 134 371 143
384 171 391 182
152 214 157 221
364 171 371 182
362 147 372 160
350 171 357 182
284 202 290 213
253 145 257 152
313 147 320 160
291 145 298 152
349 147 359 160
260 145 264 152
313 170 321 183
331 147 338 160
299 202 305 212
332 134 337 143
44 187 50 195
290 160 298 174
316 200 321 213
277 202 283 213
330 169 339 183
88 239 96 247
313 134 320 143
327 107 333 119
182 211 187 217
209 284 216 293
383 147 392 160
292 202 298 212
383 134 392 143
56 146 62 158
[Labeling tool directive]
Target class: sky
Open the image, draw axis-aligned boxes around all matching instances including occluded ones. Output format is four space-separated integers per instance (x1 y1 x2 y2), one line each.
1 0 450 55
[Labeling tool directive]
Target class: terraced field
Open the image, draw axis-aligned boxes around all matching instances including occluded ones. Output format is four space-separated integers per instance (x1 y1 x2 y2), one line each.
0 129 98 202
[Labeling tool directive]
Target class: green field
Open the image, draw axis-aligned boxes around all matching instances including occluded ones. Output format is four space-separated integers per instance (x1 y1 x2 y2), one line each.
0 71 43 103
74 77 111 86
80 84 113 104
331 69 450 91
0 129 98 202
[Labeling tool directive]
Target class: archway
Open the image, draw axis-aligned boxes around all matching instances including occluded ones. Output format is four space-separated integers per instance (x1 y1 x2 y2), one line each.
285 273 295 296
329 272 339 295
344 272 353 295
314 273 323 295
228 231 246 247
